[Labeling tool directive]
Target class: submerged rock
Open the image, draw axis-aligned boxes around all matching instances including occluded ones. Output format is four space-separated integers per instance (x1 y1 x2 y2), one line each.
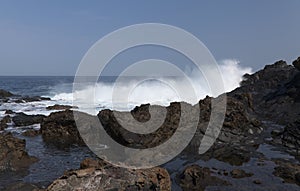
46 158 171 191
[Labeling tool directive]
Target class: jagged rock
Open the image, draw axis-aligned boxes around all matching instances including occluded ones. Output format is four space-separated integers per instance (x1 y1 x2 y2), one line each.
12 113 45 127
0 133 37 172
0 115 11 130
46 158 171 191
234 59 300 125
177 165 230 191
292 57 300 71
46 104 78 110
230 169 253 178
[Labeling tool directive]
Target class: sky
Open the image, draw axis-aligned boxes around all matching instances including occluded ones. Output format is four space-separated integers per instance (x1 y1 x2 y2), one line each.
0 0 299 76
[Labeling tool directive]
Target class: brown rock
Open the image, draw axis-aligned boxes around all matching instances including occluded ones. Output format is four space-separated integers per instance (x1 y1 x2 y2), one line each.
230 169 253 178
0 133 37 172
178 165 230 191
47 158 171 191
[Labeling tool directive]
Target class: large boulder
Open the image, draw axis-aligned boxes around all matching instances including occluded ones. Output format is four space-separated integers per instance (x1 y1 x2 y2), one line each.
0 133 37 172
40 110 85 146
46 158 171 191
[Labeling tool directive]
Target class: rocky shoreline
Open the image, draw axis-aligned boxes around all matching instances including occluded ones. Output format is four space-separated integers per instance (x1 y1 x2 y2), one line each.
0 57 300 190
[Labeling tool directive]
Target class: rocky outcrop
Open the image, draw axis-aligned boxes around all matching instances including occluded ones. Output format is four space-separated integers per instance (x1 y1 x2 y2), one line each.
40 110 86 146
12 113 45 127
46 158 171 191
98 103 181 149
177 165 230 191
234 60 300 124
0 133 37 172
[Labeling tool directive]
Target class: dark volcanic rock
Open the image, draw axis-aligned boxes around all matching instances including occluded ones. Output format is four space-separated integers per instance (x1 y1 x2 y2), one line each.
232 60 299 124
46 104 78 110
40 110 83 146
12 113 45 127
0 89 13 98
293 57 300 71
178 165 230 191
98 103 183 149
0 133 37 172
46 158 171 191
40 110 85 146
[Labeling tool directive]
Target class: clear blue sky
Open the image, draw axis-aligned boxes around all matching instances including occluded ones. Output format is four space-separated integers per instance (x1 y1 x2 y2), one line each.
0 0 299 76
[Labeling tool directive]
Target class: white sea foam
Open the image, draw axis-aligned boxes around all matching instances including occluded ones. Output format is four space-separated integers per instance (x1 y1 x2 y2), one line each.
51 60 252 114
